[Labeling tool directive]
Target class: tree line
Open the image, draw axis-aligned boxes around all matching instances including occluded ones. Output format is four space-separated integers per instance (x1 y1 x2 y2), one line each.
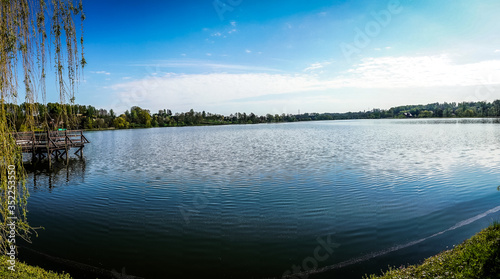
5 100 500 131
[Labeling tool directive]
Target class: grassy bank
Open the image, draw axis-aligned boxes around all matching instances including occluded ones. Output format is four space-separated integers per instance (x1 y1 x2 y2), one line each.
0 255 71 279
366 222 500 279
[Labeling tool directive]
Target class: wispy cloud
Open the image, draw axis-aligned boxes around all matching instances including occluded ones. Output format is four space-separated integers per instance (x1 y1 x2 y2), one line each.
111 73 323 113
205 22 238 39
113 54 500 114
374 47 391 51
337 54 500 88
91 71 110 75
304 61 332 72
132 60 282 73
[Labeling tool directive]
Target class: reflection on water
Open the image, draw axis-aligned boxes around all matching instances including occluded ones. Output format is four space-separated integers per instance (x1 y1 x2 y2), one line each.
20 119 500 279
25 159 86 190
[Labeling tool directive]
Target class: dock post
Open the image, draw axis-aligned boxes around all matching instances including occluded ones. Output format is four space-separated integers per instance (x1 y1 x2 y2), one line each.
47 130 51 168
65 130 69 164
79 130 83 159
31 132 36 164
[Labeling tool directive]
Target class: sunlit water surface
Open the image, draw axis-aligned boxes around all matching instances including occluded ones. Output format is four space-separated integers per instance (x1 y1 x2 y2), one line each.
21 119 500 278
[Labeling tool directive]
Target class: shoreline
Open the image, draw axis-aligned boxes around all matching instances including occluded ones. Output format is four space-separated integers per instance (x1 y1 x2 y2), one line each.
80 116 500 132
366 222 500 279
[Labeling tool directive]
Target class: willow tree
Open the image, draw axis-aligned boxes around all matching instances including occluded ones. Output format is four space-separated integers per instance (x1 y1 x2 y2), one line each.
0 0 85 254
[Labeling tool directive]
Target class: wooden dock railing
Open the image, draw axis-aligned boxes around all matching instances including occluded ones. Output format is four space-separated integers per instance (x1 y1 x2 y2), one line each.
13 130 90 165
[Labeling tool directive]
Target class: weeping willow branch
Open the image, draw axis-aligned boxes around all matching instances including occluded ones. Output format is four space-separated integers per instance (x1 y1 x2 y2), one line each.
0 0 85 255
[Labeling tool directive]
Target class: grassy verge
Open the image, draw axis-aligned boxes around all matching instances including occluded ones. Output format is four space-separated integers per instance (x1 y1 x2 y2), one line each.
366 222 500 279
0 255 71 279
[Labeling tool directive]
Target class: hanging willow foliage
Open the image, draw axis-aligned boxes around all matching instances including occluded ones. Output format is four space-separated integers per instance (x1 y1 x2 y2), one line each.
0 0 85 254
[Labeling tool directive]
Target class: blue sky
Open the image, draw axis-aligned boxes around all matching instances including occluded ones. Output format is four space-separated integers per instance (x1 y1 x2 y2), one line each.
59 0 500 115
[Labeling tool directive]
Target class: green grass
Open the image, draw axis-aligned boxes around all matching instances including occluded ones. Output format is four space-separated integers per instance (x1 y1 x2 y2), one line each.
366 222 500 279
0 255 72 279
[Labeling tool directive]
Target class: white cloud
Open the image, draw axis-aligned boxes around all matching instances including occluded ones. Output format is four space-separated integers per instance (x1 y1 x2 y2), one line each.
91 71 110 75
111 55 500 114
111 73 325 113
133 61 281 72
230 21 236 27
495 50 500 53
304 61 332 72
245 49 252 53
207 26 237 39
335 54 500 88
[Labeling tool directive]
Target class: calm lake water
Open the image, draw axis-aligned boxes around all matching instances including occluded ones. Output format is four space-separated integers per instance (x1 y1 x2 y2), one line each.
20 119 500 279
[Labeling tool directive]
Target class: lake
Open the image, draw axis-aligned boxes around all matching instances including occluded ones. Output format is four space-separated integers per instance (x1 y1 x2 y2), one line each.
20 118 500 279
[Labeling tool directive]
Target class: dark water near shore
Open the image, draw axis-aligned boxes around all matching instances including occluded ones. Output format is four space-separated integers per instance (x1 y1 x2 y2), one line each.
20 119 500 278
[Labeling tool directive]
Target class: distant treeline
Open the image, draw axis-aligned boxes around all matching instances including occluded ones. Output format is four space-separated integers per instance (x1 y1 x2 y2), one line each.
4 100 500 130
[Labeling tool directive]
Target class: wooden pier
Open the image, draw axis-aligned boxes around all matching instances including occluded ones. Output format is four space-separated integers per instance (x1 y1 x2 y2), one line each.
14 130 90 165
